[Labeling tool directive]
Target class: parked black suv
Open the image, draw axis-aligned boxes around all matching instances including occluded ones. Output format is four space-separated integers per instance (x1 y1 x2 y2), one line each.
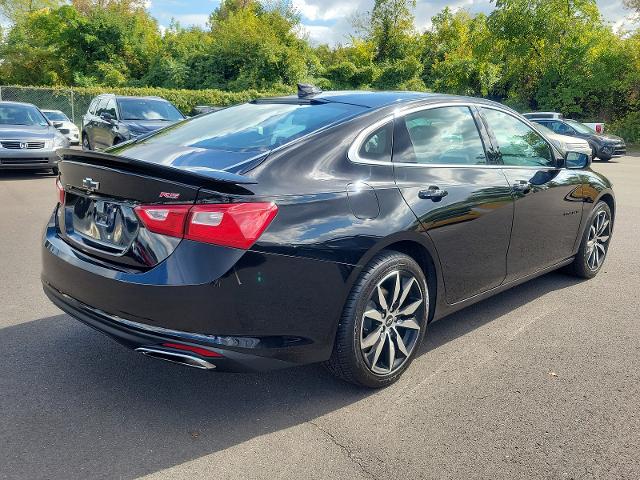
82 94 185 150
524 113 626 161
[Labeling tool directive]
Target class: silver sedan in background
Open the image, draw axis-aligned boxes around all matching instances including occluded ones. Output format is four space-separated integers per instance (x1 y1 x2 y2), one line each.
0 101 69 174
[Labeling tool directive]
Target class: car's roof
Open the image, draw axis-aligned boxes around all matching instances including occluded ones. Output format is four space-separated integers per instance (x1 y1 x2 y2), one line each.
41 109 64 113
258 90 507 110
0 101 38 108
96 94 167 101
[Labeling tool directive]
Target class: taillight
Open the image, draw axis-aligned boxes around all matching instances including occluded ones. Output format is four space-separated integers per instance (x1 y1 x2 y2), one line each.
134 205 191 237
134 202 277 250
56 178 65 205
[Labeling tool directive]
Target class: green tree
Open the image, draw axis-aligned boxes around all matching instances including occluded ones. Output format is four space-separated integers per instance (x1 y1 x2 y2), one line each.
186 2 310 90
0 0 63 22
356 0 417 63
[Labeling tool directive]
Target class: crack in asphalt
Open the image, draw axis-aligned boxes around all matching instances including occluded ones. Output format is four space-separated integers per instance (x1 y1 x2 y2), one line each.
307 420 377 479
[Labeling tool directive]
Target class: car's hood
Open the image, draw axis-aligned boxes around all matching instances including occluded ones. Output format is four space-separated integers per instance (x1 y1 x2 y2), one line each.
595 133 624 143
122 120 179 133
0 125 57 139
108 142 267 174
56 121 78 130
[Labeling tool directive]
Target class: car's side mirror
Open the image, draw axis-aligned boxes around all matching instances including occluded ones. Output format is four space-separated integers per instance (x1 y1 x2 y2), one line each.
565 151 590 169
52 121 64 128
100 112 114 122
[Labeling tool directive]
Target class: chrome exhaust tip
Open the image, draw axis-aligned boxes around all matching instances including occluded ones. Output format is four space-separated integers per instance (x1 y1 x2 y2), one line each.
135 347 217 370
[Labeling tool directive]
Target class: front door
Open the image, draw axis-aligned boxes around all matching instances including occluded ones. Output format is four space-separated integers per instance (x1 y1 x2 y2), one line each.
479 107 584 282
393 105 514 304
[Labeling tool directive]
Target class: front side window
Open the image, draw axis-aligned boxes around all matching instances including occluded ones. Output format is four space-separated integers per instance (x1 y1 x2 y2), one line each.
104 99 118 119
482 108 554 167
393 106 487 165
357 122 393 162
95 98 108 117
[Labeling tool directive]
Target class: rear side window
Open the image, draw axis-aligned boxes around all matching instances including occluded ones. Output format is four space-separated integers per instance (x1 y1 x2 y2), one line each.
482 108 554 167
358 122 393 162
393 106 487 165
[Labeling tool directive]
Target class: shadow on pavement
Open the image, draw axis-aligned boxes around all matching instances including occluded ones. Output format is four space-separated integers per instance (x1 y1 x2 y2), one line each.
0 271 581 480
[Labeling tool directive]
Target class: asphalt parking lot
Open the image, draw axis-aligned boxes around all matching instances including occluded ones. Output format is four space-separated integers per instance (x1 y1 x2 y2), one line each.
1 154 639 480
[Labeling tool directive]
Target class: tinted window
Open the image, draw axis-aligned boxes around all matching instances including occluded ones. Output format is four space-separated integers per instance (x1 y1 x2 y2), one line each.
393 106 486 165
118 98 183 121
113 102 366 169
482 108 554 167
0 104 48 126
358 122 392 162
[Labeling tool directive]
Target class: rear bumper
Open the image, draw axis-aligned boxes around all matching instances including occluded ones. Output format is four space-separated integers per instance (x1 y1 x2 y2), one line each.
0 149 59 169
43 283 297 372
42 210 355 370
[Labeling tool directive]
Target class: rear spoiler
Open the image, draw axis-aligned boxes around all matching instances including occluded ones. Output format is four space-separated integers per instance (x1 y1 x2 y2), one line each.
58 149 258 190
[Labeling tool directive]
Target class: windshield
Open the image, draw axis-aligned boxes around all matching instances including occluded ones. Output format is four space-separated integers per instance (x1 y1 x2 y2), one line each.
565 119 595 135
0 105 48 126
43 111 69 122
118 98 184 121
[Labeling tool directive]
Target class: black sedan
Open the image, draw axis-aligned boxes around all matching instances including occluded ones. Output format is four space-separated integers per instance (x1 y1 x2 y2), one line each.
42 89 615 388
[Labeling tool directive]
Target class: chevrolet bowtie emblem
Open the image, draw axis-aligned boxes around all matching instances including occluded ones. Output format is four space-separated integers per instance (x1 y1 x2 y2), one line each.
82 177 100 192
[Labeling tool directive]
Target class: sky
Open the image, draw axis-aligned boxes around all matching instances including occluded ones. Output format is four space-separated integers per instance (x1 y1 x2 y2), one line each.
148 0 638 45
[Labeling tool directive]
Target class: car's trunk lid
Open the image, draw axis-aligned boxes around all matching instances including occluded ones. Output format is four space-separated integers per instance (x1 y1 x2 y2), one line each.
56 149 256 270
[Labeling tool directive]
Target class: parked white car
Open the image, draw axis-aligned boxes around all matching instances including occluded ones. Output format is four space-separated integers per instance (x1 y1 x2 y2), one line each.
41 109 80 145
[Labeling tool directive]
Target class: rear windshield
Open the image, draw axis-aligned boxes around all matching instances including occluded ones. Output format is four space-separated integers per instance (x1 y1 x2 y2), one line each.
0 104 48 126
116 101 365 165
118 98 184 121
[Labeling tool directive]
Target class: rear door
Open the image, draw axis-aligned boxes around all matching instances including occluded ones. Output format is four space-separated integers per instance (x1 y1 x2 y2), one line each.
392 104 514 304
479 107 584 282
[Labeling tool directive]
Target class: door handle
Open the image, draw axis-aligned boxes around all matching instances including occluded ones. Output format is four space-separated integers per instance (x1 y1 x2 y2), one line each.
419 186 448 201
511 180 531 194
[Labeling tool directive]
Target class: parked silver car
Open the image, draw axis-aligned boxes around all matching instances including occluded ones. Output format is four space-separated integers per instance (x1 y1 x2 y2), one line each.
0 101 69 173
42 109 80 145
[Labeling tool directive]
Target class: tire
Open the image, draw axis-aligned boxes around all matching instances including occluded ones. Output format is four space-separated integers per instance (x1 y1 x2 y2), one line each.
599 155 611 162
82 133 92 151
566 201 613 278
324 251 429 388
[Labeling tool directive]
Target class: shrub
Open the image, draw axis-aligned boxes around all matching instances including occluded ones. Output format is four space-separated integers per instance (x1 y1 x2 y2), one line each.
608 111 640 144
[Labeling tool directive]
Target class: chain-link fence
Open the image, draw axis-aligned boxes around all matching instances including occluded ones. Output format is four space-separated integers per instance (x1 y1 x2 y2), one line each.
0 86 94 128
